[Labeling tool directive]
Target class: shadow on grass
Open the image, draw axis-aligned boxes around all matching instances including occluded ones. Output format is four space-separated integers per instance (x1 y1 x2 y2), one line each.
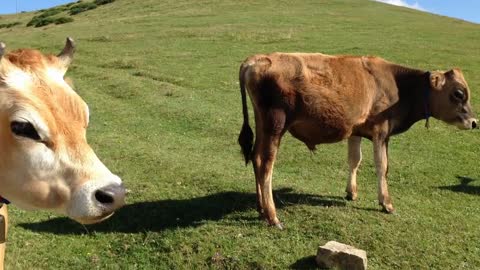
18 188 345 235
351 206 381 213
438 176 480 196
290 255 319 269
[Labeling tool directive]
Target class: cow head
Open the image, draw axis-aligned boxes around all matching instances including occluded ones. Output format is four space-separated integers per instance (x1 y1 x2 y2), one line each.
0 38 126 224
429 69 478 130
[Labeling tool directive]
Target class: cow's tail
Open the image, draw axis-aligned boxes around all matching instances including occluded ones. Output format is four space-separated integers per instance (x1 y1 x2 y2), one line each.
238 63 254 166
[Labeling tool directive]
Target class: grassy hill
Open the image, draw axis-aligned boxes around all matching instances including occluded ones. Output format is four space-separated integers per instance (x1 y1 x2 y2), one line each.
1 0 480 268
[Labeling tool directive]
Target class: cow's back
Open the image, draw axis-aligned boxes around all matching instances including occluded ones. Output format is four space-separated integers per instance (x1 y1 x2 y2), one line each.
243 53 384 146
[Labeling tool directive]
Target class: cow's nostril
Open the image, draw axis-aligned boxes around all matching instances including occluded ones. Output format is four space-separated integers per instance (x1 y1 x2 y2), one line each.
472 121 478 129
95 190 114 204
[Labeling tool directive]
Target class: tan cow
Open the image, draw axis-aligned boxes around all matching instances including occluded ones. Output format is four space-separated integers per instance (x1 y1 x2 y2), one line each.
238 52 477 228
0 38 126 267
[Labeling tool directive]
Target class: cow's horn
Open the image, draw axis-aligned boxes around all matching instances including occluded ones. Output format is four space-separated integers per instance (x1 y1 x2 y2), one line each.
58 37 75 68
0 42 5 59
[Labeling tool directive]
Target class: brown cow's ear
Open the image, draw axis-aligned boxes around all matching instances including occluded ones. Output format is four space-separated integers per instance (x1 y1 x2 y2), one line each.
429 71 446 91
444 69 456 78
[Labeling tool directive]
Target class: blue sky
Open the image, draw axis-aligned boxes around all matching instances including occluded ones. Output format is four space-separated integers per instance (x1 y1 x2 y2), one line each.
375 0 480 23
0 0 76 15
0 0 479 24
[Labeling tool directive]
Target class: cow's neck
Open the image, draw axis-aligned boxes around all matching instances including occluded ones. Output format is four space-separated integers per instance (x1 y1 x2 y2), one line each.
390 65 431 133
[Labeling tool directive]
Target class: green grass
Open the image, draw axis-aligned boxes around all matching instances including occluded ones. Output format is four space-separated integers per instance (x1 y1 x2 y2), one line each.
25 1 113 28
26 7 68 27
94 0 116 5
1 0 480 269
53 17 75 25
69 2 98 15
0 22 21 29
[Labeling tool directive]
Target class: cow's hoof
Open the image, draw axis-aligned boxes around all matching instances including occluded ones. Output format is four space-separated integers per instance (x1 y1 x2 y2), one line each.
256 206 264 216
272 222 284 230
265 218 284 230
345 192 357 201
381 203 395 214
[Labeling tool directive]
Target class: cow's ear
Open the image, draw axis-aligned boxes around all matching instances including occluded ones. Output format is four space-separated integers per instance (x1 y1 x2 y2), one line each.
444 69 456 78
429 71 446 91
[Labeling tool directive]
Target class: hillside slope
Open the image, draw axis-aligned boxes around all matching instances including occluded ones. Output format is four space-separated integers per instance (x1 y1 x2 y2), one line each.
1 0 480 269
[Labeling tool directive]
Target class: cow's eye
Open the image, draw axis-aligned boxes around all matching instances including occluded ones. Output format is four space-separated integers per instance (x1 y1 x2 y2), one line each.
453 89 465 101
10 121 41 141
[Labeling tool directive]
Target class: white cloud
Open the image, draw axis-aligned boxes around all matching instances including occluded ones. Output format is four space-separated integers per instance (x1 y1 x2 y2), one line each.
374 0 426 11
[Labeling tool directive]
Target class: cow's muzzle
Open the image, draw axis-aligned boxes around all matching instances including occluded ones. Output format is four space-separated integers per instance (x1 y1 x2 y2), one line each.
459 118 478 130
94 183 126 210
468 118 478 129
67 176 127 224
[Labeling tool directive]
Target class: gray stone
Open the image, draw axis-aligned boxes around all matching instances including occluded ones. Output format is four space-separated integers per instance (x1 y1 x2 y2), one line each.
315 241 367 270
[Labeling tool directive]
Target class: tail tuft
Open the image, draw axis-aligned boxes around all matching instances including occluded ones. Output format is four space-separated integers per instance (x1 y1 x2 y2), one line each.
238 61 254 165
238 122 253 165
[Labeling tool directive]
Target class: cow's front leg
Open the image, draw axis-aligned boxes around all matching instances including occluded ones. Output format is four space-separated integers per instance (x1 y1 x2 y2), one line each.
0 204 8 270
373 136 394 213
346 136 362 201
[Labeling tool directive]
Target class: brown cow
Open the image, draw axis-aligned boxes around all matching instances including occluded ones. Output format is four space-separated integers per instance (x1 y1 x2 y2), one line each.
0 39 126 267
238 52 477 228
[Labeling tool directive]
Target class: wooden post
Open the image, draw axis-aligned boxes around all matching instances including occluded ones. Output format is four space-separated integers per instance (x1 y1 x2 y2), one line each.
0 204 8 270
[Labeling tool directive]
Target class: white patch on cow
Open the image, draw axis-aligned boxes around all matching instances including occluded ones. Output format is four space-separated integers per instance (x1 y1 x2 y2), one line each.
4 68 33 91
45 67 77 95
45 67 65 82
28 143 56 170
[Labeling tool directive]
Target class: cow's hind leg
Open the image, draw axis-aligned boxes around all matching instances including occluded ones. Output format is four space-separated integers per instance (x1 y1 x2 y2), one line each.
252 113 264 216
373 136 394 213
253 153 263 216
256 109 286 229
346 136 362 201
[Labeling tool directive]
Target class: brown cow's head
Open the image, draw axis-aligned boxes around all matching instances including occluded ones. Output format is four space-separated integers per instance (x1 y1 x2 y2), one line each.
0 38 126 224
429 69 478 130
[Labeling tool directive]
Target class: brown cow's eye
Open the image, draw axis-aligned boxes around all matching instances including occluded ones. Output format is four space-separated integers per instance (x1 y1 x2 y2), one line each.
453 89 465 101
10 121 41 141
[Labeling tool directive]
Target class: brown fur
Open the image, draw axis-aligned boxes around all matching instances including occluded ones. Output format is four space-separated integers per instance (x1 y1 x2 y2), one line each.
0 43 95 209
238 52 477 226
6 49 57 70
4 49 88 153
0 41 126 269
